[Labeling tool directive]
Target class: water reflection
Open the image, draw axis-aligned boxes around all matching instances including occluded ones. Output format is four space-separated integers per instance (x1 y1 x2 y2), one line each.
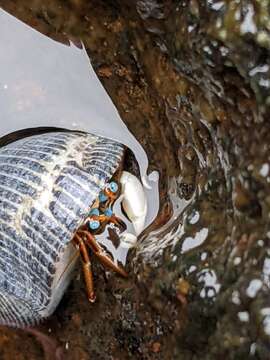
136 176 192 260
181 228 208 253
197 268 221 299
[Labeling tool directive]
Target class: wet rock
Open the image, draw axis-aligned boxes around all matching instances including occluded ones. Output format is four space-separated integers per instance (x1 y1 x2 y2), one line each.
0 0 270 359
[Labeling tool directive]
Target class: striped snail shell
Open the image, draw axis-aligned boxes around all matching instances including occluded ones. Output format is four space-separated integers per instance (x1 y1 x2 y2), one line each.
0 131 124 327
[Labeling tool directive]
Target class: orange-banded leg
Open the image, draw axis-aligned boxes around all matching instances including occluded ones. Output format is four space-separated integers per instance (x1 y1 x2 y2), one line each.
107 214 126 231
99 213 126 232
73 234 96 303
78 230 128 278
74 230 128 302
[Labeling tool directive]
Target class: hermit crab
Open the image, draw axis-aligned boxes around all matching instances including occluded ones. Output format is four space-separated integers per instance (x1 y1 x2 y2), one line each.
0 130 147 327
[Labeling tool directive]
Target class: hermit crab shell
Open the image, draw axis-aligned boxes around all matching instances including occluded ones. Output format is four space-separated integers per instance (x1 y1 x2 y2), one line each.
0 131 124 327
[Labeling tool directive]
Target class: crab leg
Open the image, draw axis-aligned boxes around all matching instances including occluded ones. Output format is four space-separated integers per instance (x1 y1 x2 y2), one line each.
94 214 126 232
104 190 118 208
108 215 126 230
73 234 96 303
77 230 128 278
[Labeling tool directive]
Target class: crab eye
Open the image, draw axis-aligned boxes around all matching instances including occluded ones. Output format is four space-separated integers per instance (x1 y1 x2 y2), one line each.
108 181 118 193
89 208 100 216
89 219 100 230
104 208 113 217
99 192 108 202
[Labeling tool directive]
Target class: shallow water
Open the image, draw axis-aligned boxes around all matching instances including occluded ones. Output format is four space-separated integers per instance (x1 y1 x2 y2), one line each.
0 1 269 359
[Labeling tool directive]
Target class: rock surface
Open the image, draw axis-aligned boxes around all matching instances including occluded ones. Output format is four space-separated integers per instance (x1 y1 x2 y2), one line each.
0 1 270 359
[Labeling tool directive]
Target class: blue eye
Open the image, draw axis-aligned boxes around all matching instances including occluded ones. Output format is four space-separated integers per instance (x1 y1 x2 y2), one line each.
104 208 113 217
108 181 118 193
89 219 100 230
99 192 108 202
89 208 99 216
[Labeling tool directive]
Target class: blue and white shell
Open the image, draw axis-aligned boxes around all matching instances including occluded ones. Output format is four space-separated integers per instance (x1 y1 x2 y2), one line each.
0 131 124 327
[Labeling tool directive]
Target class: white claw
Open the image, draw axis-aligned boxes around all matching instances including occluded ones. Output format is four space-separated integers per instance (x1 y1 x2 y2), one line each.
119 171 147 236
120 233 138 249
